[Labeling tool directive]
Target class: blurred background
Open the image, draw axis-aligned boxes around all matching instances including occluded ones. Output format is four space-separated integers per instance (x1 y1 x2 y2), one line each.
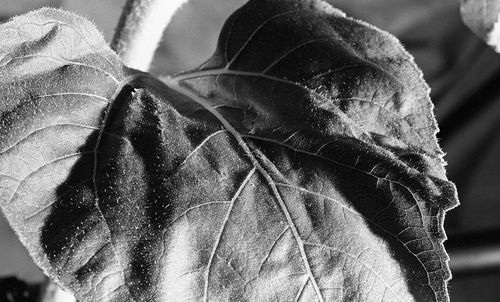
1 0 499 301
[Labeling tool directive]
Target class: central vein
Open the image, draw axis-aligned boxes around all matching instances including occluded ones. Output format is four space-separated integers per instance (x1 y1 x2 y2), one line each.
164 76 325 302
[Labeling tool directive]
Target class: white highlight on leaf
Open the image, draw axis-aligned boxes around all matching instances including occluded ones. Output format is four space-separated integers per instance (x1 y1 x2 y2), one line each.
312 0 346 17
487 12 500 53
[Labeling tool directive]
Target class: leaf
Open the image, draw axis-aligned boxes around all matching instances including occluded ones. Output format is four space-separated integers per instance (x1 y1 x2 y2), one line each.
460 0 500 52
0 1 458 301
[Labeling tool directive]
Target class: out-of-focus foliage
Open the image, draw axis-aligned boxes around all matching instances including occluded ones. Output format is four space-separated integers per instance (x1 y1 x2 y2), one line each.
460 0 500 52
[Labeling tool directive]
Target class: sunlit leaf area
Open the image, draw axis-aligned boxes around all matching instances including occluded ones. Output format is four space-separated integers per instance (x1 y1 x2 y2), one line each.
1 0 499 301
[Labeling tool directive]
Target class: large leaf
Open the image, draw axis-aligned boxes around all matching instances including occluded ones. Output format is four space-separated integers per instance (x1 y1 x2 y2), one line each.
0 1 458 301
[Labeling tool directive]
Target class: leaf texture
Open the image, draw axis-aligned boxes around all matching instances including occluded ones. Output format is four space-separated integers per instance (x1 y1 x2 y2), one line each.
0 1 458 301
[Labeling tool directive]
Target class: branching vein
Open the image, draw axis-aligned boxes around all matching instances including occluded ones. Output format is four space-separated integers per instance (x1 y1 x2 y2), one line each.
203 167 256 301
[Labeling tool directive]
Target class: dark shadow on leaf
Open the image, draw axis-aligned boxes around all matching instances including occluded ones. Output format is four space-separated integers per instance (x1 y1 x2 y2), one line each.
255 137 454 301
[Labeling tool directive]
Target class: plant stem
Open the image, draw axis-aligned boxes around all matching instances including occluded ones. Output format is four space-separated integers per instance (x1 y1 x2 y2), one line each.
39 278 76 302
111 0 188 71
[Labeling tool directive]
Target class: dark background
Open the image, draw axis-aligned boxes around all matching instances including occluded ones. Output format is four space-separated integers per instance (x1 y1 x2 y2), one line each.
1 0 499 301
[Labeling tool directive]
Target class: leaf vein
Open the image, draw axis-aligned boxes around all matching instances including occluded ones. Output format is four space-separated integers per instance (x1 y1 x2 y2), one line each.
3 151 89 206
226 10 302 68
90 82 136 301
16 20 120 77
0 123 97 155
177 129 228 169
261 38 329 74
275 181 432 289
166 79 326 302
2 54 119 84
257 226 290 275
203 167 256 301
303 241 404 301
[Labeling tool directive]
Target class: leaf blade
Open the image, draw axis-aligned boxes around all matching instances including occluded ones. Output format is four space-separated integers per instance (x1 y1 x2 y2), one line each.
0 1 458 302
0 7 137 301
168 0 458 300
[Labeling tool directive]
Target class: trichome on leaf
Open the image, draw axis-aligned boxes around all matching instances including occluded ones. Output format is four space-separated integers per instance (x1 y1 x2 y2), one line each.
0 0 458 301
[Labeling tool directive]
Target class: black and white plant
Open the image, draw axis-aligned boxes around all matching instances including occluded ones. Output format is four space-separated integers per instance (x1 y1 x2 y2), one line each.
0 0 467 301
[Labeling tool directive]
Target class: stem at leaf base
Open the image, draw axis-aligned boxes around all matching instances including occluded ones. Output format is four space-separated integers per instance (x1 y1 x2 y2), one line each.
111 0 188 71
39 278 76 302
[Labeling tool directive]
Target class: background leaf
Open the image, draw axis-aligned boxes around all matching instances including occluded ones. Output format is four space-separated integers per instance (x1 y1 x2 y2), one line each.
0 1 458 301
460 0 500 52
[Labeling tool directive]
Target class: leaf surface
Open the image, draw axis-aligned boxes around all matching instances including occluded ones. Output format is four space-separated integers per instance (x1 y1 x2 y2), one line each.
0 1 458 301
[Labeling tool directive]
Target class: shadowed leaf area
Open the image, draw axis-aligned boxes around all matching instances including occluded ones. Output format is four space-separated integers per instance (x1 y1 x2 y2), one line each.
0 0 458 301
